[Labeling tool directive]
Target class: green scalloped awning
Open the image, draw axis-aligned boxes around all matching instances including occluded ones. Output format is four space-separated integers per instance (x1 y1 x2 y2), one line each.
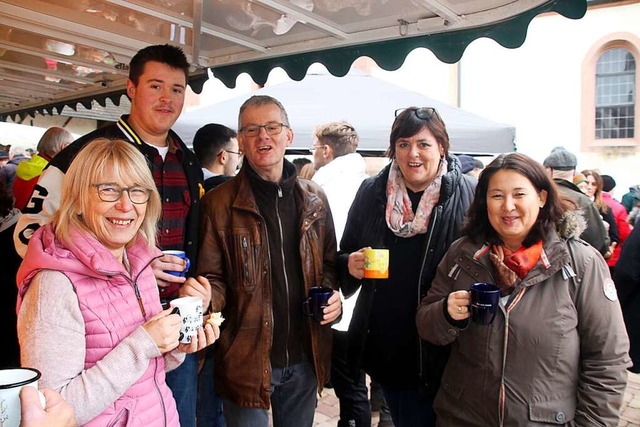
0 0 586 122
210 0 587 87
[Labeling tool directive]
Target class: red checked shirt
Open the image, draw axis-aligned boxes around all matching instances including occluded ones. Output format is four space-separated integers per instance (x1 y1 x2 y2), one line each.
150 137 191 299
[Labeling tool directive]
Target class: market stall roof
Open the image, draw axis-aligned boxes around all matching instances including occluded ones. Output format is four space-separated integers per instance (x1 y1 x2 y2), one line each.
0 0 587 121
173 71 516 155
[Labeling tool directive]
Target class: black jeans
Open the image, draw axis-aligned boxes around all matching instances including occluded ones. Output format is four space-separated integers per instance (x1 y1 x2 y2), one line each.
332 330 372 427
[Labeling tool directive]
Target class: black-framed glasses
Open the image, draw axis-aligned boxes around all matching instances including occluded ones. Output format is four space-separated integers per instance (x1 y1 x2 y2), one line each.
239 123 289 137
93 183 151 204
394 107 440 120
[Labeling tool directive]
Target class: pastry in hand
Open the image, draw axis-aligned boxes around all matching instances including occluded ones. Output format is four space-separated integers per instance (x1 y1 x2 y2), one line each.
206 312 225 327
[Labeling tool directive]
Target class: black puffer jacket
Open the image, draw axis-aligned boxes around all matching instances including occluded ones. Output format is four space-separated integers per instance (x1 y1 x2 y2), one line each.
337 154 475 394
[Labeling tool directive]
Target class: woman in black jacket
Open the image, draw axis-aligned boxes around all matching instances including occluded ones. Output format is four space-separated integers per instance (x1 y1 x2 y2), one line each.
337 107 475 427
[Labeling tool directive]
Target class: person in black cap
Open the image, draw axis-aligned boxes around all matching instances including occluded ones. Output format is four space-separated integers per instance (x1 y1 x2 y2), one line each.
543 147 610 256
602 175 616 194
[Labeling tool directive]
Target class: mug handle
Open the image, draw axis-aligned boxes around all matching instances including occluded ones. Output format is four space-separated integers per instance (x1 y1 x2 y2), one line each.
184 257 191 273
302 297 313 317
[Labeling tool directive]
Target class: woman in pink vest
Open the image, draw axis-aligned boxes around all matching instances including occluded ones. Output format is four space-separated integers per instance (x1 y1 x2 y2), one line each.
16 138 218 426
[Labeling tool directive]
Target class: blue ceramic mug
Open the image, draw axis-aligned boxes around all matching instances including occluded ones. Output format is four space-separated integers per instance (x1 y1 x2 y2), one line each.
470 283 500 325
162 250 190 278
303 287 333 323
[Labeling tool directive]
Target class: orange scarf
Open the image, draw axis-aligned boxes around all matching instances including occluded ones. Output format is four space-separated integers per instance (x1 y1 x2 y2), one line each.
489 241 543 296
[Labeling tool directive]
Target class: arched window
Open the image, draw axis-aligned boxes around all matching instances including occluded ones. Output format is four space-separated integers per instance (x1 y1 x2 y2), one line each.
595 48 635 139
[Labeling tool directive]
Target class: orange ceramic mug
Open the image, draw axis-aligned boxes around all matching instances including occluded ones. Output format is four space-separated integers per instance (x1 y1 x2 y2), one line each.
363 248 389 279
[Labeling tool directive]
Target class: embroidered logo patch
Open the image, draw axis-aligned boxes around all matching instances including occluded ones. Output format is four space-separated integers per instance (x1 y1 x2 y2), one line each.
604 278 618 301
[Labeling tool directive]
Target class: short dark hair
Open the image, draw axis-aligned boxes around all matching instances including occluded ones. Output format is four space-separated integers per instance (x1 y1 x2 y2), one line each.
193 124 238 168
313 121 359 157
387 107 450 159
463 152 564 247
129 44 189 85
292 157 312 174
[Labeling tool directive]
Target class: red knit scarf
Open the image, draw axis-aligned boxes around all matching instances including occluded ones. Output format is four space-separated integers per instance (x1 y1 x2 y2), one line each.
489 241 543 296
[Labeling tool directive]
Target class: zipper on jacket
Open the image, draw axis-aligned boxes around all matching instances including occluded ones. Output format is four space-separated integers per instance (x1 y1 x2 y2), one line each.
133 281 147 319
128 256 159 321
498 286 528 426
275 184 291 368
152 357 168 427
416 207 439 379
499 311 508 427
242 236 249 281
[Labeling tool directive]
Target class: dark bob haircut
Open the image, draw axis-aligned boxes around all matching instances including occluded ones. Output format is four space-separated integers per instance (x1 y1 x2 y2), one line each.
462 152 564 247
387 107 450 159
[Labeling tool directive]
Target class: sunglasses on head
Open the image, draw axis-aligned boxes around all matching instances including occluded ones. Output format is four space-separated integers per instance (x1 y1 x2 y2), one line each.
394 107 440 120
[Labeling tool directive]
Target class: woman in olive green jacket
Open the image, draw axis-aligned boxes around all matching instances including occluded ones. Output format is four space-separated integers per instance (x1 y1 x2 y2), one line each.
417 153 630 426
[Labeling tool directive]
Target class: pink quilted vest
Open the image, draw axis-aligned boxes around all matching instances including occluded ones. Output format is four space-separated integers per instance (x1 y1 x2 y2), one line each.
18 226 179 427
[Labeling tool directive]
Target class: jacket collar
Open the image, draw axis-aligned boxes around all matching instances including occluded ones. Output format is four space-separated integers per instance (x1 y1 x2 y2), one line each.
459 229 572 288
116 114 183 155
554 178 583 194
244 158 297 196
232 159 325 219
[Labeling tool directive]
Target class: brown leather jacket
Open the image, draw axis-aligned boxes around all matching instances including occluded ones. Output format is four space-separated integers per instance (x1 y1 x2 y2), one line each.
197 164 337 409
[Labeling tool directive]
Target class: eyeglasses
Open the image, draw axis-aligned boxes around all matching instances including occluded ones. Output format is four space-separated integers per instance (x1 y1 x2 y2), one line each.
309 145 326 153
394 107 440 120
239 123 289 137
218 149 243 157
93 183 151 204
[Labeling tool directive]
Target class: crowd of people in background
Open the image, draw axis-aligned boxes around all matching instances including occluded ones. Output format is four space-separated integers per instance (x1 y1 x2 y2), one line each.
1 43 639 427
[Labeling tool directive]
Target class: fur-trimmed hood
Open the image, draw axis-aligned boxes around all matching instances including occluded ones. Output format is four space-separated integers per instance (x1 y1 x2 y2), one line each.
557 208 587 241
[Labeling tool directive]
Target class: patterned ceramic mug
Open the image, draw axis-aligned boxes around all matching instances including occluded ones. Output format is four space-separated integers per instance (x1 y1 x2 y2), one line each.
169 296 203 343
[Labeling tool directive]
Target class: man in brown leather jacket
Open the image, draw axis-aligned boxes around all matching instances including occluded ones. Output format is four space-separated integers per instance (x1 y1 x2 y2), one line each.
197 95 342 427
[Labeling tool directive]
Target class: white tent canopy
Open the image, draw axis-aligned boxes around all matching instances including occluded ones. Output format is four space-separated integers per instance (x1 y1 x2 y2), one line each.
173 71 515 155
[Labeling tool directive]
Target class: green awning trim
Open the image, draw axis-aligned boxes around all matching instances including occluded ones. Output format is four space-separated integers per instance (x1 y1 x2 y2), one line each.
210 0 586 87
3 0 586 122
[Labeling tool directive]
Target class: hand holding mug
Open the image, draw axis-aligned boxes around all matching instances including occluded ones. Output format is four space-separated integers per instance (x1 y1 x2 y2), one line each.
178 319 220 354
20 387 76 427
320 290 342 325
447 290 471 321
0 368 44 427
347 247 369 279
151 251 190 288
303 287 338 323
179 276 212 311
142 307 182 353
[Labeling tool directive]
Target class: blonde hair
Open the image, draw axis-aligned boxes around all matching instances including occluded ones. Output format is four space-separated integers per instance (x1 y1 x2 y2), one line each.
313 121 359 157
52 138 160 249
